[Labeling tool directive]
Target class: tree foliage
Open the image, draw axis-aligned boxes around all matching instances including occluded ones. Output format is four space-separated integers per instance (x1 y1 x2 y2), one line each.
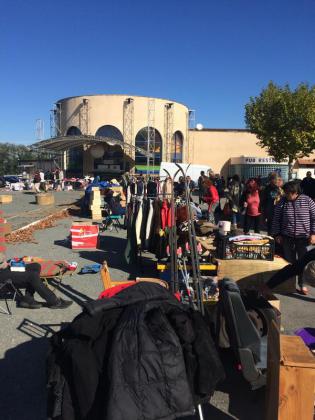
0 142 52 175
245 82 315 169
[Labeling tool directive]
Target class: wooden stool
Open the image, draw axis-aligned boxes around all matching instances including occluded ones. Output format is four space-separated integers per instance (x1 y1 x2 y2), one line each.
36 193 54 205
100 261 169 290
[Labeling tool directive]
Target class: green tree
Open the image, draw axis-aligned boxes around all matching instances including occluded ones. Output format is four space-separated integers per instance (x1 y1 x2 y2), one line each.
0 142 56 175
245 82 315 177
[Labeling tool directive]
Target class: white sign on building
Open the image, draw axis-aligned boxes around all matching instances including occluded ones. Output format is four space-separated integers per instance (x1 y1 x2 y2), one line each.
230 156 288 165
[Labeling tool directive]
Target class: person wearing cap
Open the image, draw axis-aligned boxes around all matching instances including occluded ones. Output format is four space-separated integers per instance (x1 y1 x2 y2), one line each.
0 238 72 310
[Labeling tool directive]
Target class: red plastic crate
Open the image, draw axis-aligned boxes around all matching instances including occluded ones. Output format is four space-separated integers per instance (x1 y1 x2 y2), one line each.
70 224 99 250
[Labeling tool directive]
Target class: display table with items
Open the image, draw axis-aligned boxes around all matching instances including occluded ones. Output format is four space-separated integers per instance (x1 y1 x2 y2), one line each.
22 256 77 288
216 233 275 261
216 256 295 293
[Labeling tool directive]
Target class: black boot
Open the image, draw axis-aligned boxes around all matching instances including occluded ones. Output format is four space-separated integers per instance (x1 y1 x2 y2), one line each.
18 295 43 309
48 298 73 309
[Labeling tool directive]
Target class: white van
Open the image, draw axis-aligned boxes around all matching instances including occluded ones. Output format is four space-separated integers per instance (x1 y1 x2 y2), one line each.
159 162 211 184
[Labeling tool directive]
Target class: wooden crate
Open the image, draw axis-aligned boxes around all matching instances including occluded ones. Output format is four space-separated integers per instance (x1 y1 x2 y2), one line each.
266 321 315 420
36 193 55 205
217 257 296 293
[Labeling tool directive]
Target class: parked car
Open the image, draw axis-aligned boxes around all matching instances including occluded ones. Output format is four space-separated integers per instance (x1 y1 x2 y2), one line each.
4 175 21 184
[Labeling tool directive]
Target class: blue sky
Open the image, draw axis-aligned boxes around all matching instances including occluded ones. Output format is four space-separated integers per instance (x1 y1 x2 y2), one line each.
1 0 315 144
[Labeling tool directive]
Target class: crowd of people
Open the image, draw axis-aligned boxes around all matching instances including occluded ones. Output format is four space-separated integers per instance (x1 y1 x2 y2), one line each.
195 170 315 294
33 168 65 192
2 168 314 309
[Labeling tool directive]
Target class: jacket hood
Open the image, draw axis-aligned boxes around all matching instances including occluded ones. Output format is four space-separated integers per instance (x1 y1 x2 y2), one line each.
84 281 180 316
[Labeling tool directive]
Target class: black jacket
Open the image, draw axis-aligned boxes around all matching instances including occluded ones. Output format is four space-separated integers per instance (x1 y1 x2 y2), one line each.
47 282 224 420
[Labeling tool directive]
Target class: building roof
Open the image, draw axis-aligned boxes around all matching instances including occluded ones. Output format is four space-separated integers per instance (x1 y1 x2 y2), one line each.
31 135 152 157
190 128 250 133
296 158 315 165
56 94 189 108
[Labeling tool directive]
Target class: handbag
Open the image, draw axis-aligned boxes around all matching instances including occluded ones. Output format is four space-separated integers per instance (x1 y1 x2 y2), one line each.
223 202 232 217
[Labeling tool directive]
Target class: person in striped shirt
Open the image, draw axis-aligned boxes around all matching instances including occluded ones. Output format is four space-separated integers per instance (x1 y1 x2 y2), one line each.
271 180 315 294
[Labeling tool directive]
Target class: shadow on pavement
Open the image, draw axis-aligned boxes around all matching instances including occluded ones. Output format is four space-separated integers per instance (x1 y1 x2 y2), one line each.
277 292 315 303
79 235 158 279
17 318 69 339
54 239 71 249
0 337 48 420
49 279 93 305
214 349 265 420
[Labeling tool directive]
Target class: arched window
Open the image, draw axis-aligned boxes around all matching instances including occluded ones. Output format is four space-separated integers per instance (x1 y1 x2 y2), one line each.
66 127 83 174
95 125 123 141
171 131 183 163
135 127 163 166
66 126 81 136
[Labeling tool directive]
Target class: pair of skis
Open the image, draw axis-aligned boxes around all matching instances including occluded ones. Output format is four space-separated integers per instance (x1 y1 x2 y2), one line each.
175 163 204 315
163 167 180 294
163 164 204 315
163 165 205 420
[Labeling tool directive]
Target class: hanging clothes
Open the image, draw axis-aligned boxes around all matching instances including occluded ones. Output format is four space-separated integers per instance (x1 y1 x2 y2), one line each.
136 178 145 196
47 282 225 420
135 201 143 246
147 179 158 198
140 199 150 246
144 199 154 249
161 200 172 230
126 185 131 204
124 201 138 264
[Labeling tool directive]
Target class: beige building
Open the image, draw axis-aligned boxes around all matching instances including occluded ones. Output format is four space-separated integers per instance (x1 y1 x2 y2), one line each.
191 129 268 176
34 94 315 180
48 94 189 175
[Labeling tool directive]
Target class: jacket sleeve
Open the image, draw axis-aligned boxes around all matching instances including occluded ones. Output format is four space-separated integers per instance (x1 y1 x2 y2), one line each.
260 186 267 209
271 200 283 236
309 198 315 234
239 191 246 209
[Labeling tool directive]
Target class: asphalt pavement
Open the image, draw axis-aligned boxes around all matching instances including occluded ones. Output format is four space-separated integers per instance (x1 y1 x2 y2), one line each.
0 200 314 420
0 189 83 230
